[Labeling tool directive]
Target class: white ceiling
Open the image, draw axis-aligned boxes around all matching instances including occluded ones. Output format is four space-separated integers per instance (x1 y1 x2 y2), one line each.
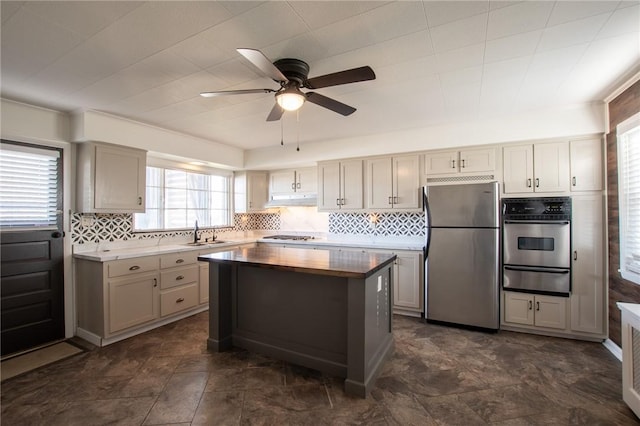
2 1 639 152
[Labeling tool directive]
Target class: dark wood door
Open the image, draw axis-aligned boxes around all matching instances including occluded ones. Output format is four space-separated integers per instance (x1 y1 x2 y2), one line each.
0 140 65 357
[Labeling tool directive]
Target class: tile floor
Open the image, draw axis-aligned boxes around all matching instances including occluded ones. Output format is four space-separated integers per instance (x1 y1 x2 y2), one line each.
1 312 637 425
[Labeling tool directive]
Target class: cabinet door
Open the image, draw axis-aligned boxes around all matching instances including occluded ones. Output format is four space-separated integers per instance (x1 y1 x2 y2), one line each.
393 252 422 311
393 155 420 209
94 144 145 211
199 263 209 304
247 172 268 211
341 159 363 210
425 151 458 175
108 273 159 334
533 142 569 193
366 158 394 209
503 145 534 193
534 295 567 329
318 162 341 211
460 148 495 174
570 138 603 191
296 167 317 193
504 292 534 325
570 194 605 335
270 170 295 194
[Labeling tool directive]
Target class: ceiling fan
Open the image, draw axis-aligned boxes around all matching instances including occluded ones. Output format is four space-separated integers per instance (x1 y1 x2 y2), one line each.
200 48 376 121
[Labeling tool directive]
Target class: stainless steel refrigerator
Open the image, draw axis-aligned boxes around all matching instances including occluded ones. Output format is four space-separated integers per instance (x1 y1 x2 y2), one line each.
424 182 500 330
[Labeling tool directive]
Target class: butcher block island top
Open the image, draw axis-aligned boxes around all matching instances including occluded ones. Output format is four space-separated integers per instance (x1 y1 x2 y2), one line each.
198 246 396 398
199 245 395 278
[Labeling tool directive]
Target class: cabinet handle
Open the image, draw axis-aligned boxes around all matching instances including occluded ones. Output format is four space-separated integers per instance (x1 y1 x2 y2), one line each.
536 301 540 311
574 251 578 261
388 196 393 205
394 196 398 204
153 278 157 288
528 300 532 310
452 159 456 169
527 178 532 188
176 297 185 303
535 178 540 188
176 275 184 281
138 197 142 205
129 265 140 271
296 182 301 189
249 201 252 208
572 176 576 186
341 198 345 206
175 259 184 264
461 159 466 168
291 182 295 190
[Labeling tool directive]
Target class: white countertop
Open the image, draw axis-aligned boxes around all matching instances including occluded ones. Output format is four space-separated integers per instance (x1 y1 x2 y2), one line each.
73 235 424 262
618 302 640 322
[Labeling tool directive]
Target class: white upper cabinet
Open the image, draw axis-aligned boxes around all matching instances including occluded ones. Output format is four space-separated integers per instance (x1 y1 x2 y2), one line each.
570 138 603 192
425 148 495 176
77 142 146 213
503 142 569 194
235 171 268 213
318 159 363 211
366 154 420 210
269 167 317 195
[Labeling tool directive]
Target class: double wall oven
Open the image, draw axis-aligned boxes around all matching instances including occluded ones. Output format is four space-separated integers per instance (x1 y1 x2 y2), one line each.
502 197 572 297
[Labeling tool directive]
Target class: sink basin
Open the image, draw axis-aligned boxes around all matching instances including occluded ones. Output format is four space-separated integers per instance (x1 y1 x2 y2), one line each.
183 241 227 247
208 240 226 244
183 242 207 246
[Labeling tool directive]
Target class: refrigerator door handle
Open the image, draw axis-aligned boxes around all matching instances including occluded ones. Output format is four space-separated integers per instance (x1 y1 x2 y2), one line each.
423 188 432 259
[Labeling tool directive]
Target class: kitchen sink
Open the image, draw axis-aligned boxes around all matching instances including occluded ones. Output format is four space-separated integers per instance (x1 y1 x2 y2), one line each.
183 241 227 246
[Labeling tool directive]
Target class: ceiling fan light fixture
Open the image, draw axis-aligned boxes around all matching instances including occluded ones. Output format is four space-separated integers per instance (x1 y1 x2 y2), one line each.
276 88 305 111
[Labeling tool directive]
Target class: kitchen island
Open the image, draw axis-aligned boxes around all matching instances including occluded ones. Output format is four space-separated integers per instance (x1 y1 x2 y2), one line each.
198 245 396 397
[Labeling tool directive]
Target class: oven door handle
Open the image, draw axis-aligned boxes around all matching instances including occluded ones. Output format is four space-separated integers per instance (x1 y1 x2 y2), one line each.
504 265 570 274
503 220 570 225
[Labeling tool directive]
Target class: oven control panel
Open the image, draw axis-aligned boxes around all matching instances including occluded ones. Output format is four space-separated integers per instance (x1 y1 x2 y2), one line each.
502 197 571 221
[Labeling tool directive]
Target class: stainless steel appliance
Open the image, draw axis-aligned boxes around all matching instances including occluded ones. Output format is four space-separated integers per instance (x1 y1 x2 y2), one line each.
424 182 500 330
502 197 571 296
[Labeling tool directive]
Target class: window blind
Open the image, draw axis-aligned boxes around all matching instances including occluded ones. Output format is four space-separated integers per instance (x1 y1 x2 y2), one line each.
0 142 61 229
618 112 640 284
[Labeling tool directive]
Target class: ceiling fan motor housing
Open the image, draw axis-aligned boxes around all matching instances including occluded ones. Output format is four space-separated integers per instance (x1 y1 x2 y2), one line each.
273 58 310 86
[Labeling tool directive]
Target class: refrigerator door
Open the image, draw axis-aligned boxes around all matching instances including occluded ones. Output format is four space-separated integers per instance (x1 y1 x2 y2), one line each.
426 227 499 329
425 182 499 228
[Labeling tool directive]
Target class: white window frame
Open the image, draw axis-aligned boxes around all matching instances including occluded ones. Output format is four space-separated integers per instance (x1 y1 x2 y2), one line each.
617 111 640 285
133 158 233 232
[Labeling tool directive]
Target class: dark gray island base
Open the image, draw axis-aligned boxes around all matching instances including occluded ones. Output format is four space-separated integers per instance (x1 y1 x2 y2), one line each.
198 245 396 398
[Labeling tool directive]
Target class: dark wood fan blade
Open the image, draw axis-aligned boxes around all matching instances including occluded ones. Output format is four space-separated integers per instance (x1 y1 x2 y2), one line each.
200 88 275 97
305 92 356 116
237 48 288 82
266 104 285 121
304 66 375 89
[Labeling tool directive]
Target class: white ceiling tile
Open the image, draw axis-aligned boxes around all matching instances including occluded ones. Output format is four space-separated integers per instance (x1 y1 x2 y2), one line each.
489 2 522 11
22 1 142 38
523 43 589 88
442 82 481 117
481 56 529 101
289 1 389 30
439 66 483 90
436 43 485 73
1 8 85 81
424 1 489 28
537 13 611 52
205 58 266 88
484 30 541 63
218 1 264 16
487 1 554 40
596 4 640 39
169 32 235 70
259 33 328 65
546 1 617 27
430 13 488 53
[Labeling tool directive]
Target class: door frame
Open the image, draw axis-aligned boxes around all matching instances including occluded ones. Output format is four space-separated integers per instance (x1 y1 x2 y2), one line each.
1 135 74 341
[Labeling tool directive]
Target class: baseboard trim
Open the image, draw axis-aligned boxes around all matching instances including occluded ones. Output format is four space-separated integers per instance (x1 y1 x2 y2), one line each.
603 338 622 361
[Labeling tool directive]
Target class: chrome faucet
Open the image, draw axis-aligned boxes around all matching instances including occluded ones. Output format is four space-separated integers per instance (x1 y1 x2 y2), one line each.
193 220 200 244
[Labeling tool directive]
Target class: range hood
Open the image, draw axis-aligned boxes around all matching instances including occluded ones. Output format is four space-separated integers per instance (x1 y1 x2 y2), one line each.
265 193 317 207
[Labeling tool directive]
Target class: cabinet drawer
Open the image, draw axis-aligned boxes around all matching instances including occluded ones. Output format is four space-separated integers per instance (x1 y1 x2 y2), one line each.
160 251 199 269
161 283 199 317
108 256 158 278
160 265 199 290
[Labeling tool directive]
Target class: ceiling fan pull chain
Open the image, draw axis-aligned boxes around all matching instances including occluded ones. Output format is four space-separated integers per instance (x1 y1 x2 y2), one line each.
280 117 284 146
296 110 300 152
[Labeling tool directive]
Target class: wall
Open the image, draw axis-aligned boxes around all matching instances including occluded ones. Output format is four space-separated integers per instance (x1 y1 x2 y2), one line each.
607 78 640 347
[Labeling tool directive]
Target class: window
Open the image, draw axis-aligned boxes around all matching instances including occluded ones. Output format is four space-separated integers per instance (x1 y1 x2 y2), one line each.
618 111 640 285
0 141 62 229
134 164 232 232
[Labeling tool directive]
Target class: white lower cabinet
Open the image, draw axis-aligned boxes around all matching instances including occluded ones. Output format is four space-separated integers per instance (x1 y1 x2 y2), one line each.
504 292 567 330
108 272 159 334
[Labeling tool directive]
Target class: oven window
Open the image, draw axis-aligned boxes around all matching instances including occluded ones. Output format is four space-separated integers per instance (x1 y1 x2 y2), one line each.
518 237 554 251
